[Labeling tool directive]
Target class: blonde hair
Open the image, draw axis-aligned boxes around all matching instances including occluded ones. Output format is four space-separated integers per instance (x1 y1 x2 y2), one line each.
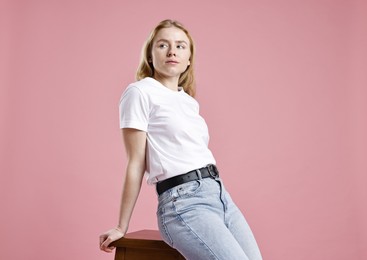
136 19 196 97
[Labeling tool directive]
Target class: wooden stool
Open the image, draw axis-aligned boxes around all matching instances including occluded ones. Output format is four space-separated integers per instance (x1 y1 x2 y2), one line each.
111 229 185 260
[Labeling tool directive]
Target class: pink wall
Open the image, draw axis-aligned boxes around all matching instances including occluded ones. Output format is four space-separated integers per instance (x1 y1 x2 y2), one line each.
1 0 366 259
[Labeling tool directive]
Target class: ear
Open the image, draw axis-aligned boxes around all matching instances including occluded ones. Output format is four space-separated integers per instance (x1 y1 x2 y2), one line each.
148 57 152 63
188 60 191 66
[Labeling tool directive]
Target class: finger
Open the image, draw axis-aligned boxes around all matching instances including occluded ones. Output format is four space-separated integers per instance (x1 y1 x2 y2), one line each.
100 238 112 250
101 242 115 253
107 246 116 252
104 247 114 253
100 245 113 253
99 234 106 246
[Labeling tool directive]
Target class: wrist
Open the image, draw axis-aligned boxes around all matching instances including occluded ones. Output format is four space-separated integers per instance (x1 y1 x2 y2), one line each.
116 225 127 234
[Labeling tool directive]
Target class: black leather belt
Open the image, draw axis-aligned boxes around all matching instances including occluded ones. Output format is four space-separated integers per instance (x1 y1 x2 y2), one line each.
156 164 219 195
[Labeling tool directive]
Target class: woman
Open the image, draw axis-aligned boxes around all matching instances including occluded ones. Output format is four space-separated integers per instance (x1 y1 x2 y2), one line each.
99 19 262 260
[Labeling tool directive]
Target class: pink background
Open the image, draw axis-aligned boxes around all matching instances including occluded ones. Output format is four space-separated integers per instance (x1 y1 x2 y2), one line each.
1 0 366 259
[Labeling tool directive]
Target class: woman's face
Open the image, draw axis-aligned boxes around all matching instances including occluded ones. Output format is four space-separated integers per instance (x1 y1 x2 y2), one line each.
150 27 191 81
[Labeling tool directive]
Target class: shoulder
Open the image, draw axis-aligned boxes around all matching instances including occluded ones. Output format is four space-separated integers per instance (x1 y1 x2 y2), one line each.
179 89 199 107
127 77 157 93
120 78 154 101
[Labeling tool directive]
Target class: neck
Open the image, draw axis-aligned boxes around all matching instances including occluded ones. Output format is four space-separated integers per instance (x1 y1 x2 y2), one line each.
153 74 179 91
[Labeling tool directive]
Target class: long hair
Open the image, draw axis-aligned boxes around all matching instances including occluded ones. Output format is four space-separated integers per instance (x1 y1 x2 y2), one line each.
136 19 196 97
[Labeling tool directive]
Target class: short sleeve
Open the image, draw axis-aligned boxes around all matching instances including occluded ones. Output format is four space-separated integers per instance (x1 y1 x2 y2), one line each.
119 86 149 131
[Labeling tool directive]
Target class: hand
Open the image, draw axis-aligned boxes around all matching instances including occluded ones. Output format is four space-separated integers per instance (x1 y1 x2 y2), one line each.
99 227 125 253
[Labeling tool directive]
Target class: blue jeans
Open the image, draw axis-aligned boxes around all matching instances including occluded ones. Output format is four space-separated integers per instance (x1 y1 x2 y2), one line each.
157 177 263 260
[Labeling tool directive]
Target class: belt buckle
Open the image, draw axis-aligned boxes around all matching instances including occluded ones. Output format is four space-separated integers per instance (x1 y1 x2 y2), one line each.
206 164 219 178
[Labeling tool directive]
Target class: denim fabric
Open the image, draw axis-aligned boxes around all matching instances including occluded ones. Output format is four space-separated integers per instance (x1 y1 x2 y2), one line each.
157 177 262 260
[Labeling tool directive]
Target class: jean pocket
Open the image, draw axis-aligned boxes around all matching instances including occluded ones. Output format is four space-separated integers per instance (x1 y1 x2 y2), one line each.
176 180 202 198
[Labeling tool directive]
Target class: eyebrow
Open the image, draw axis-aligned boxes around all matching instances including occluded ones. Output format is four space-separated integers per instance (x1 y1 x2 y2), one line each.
156 39 188 45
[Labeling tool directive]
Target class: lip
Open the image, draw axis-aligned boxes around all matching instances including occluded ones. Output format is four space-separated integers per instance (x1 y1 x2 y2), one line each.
166 60 179 64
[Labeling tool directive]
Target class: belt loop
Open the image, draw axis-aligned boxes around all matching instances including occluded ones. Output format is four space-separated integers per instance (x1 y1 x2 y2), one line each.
195 169 202 179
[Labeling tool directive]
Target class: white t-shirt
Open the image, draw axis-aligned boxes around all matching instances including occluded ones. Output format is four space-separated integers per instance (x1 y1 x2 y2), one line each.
119 77 216 184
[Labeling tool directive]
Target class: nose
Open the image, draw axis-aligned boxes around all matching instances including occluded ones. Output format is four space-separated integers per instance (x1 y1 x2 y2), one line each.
167 47 176 57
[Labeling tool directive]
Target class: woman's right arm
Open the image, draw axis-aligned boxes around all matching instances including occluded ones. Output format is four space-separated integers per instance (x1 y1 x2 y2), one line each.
99 128 147 253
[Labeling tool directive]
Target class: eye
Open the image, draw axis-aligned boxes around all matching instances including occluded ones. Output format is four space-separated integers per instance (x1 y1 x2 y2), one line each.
158 43 168 49
177 44 185 49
